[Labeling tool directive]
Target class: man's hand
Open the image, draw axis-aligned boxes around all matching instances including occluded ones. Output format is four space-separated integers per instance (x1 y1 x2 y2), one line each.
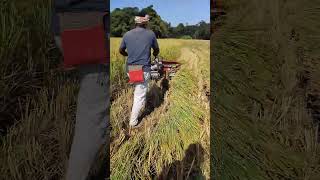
119 48 128 56
153 48 159 57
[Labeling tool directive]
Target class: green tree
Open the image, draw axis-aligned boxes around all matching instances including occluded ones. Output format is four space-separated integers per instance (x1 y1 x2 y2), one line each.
140 5 169 38
194 21 210 40
111 7 139 36
110 6 209 39
175 23 185 37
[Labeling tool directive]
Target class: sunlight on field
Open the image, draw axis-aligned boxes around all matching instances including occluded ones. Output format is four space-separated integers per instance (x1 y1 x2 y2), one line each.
110 38 210 179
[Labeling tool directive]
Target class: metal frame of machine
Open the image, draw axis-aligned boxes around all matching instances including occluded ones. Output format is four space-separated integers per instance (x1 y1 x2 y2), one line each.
150 57 181 81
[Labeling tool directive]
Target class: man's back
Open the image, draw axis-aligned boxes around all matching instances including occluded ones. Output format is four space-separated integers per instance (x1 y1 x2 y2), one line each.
120 27 158 71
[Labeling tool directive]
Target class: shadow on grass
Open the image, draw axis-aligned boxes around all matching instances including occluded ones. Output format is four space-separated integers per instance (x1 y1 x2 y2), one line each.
138 78 170 122
157 143 206 180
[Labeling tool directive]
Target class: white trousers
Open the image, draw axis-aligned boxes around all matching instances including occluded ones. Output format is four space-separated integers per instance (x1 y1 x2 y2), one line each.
54 36 110 180
129 72 150 125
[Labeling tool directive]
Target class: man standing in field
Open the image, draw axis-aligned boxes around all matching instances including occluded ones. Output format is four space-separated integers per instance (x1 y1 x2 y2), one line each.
51 0 109 179
119 13 160 127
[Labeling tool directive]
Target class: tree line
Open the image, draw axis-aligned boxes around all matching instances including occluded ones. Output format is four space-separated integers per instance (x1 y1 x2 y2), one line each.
111 5 210 40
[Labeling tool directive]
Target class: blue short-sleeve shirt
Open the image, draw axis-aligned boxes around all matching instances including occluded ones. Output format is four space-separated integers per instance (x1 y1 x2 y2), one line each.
120 27 159 72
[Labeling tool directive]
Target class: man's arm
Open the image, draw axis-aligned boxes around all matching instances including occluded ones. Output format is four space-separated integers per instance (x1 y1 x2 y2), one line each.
151 33 160 57
119 48 128 56
153 48 159 57
119 37 128 56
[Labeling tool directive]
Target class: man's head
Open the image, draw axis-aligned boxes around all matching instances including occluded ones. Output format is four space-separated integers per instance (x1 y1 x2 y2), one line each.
135 12 150 28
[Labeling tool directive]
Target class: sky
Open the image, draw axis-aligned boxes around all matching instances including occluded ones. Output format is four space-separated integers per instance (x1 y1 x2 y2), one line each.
110 0 210 27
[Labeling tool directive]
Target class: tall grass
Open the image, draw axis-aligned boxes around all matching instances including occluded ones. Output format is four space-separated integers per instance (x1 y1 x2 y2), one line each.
0 0 86 179
1 82 78 179
0 0 61 134
212 0 320 179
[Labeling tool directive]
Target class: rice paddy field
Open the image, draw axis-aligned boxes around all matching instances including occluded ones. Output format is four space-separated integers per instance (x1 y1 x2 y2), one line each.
212 0 320 179
110 38 210 179
1 0 320 179
0 1 107 179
